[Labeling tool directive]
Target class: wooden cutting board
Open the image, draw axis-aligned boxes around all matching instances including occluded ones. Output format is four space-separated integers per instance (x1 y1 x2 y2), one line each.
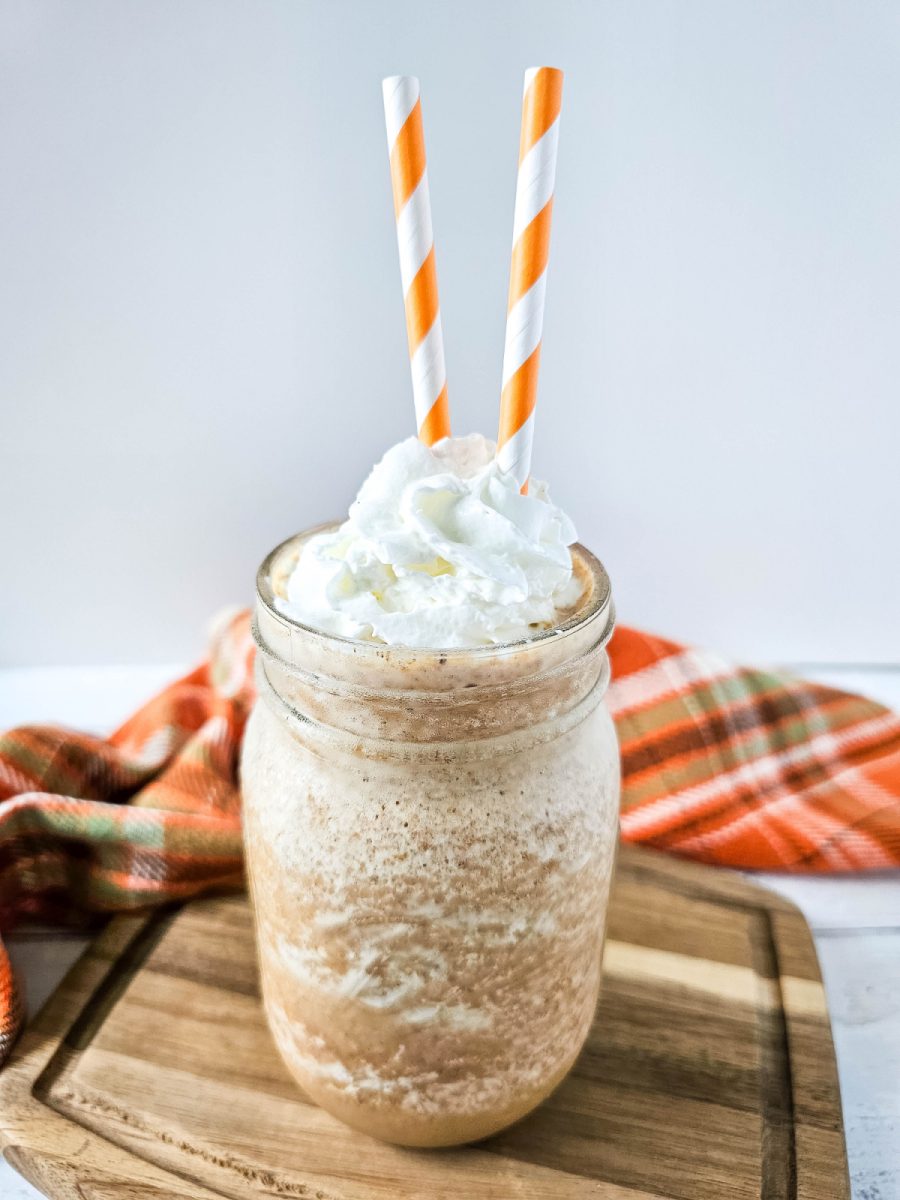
0 846 849 1200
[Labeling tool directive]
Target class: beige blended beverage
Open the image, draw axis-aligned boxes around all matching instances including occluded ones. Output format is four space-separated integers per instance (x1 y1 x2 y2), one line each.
241 63 619 1147
241 436 620 1147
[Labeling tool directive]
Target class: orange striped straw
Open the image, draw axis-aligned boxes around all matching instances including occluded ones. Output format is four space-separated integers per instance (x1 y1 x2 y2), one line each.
382 76 451 446
496 67 563 492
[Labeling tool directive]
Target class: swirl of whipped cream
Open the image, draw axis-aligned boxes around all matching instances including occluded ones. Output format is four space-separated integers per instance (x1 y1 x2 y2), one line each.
278 434 582 648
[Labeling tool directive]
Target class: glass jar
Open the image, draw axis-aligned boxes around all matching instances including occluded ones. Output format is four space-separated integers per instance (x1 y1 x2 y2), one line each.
241 527 619 1147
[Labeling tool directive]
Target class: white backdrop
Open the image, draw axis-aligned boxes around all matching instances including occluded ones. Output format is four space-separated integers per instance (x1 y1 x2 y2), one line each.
2 0 898 666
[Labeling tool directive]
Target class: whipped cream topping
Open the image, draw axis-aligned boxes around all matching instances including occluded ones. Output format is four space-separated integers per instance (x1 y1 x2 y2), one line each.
278 434 582 648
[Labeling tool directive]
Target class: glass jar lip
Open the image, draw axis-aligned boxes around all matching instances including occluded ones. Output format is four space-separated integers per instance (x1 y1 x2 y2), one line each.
255 522 614 662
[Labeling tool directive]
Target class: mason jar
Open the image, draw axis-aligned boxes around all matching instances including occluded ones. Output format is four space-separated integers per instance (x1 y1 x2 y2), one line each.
241 526 619 1147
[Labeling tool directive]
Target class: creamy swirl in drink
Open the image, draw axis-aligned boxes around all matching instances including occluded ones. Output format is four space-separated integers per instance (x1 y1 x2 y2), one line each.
241 436 620 1146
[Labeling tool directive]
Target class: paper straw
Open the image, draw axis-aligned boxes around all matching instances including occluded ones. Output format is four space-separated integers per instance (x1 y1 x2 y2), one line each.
496 67 563 491
382 76 451 446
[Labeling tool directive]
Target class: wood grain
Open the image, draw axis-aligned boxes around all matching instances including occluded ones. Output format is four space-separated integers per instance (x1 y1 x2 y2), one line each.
0 846 851 1199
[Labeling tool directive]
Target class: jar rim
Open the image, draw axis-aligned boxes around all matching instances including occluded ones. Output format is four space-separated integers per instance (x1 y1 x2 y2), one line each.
255 523 614 665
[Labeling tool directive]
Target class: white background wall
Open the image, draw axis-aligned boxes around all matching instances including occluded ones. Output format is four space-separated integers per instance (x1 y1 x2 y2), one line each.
2 0 898 667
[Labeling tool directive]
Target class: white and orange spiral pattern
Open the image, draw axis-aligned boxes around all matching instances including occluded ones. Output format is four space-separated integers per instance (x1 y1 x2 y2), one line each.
497 67 563 492
382 76 450 446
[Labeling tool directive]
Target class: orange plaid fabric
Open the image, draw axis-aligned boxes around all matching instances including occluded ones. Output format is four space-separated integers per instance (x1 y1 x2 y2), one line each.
1 612 898 1063
612 629 900 870
0 610 253 1063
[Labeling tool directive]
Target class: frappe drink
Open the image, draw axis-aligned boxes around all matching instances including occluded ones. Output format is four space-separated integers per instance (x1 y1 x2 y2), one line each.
241 435 620 1146
243 61 614 1147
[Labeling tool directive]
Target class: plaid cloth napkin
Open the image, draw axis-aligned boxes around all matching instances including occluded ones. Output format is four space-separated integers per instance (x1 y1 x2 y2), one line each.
2 610 899 1063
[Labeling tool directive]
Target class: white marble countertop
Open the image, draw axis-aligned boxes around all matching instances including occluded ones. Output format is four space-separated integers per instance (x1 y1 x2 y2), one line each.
1 664 898 1200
